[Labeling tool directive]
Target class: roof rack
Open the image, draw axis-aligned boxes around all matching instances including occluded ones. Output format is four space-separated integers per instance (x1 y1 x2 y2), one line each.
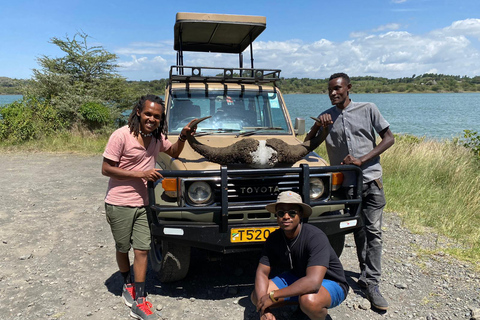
169 66 281 85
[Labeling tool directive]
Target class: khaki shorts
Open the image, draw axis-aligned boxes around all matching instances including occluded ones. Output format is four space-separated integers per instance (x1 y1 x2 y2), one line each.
105 204 151 252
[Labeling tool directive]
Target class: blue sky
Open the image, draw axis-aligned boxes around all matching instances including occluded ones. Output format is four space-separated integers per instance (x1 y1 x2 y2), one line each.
2 0 480 80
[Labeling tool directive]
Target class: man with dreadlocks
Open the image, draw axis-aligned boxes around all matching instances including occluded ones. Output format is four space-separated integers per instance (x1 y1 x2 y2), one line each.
102 94 196 320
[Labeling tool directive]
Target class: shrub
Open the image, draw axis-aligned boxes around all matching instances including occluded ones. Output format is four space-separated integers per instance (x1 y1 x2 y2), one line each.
459 129 480 159
0 97 67 142
79 102 111 130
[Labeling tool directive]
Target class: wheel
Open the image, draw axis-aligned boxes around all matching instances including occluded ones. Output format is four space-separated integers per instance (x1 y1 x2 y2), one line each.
327 233 345 257
149 237 191 283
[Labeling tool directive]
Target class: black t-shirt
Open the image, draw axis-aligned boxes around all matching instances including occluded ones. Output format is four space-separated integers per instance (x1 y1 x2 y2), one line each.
259 223 349 296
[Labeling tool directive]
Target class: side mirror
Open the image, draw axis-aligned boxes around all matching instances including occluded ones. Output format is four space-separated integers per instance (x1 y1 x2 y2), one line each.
294 117 305 135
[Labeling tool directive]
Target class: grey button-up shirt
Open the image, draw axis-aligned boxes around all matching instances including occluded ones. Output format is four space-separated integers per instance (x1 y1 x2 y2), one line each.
316 100 390 186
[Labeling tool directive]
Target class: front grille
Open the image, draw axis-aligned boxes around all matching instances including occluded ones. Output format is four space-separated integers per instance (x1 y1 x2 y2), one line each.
148 165 363 232
213 174 331 205
183 174 331 206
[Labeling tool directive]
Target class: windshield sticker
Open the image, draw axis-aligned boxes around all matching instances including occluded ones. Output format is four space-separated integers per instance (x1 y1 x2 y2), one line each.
268 93 280 109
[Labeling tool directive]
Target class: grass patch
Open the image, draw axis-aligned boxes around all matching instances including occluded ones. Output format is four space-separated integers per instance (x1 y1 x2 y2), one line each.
0 130 109 154
382 135 480 262
299 133 480 263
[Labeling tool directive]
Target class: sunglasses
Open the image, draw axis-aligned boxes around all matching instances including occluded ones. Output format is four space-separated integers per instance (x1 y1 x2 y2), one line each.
275 210 299 218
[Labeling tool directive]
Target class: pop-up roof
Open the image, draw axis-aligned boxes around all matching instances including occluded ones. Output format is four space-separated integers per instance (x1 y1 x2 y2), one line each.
174 12 266 54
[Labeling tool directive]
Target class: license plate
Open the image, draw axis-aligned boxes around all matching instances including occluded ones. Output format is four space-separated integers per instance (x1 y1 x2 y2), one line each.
230 227 279 243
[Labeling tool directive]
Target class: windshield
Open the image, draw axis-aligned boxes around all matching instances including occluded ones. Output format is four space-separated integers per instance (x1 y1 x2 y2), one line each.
167 89 291 135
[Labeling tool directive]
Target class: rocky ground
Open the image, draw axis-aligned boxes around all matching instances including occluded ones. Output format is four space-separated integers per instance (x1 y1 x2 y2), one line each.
0 153 479 320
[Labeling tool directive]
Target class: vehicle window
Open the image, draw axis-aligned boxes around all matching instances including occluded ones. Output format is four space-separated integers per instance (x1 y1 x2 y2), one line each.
168 90 290 134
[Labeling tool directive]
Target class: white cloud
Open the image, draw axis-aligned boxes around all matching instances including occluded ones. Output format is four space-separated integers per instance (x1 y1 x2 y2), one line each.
435 18 480 41
114 19 480 80
373 23 401 32
115 41 174 56
350 31 368 38
117 54 169 80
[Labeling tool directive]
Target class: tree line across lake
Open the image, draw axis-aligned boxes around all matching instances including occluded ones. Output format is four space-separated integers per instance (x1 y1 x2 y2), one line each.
3 73 480 96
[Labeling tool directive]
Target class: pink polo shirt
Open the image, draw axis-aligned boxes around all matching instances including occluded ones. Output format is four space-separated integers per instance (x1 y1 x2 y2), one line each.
103 126 172 207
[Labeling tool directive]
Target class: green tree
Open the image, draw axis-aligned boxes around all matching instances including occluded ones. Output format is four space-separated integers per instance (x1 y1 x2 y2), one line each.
24 32 136 129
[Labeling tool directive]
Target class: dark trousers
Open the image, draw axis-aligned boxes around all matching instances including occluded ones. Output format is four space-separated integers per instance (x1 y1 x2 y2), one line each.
347 179 386 285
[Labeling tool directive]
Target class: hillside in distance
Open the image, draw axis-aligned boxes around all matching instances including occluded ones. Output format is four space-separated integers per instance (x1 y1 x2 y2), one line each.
0 77 30 95
278 73 480 94
2 73 480 95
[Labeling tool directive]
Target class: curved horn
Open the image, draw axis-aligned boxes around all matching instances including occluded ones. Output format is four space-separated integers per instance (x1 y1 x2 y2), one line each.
265 138 310 163
303 116 329 151
186 116 259 164
188 136 260 165
189 116 212 129
265 136 324 164
265 116 327 163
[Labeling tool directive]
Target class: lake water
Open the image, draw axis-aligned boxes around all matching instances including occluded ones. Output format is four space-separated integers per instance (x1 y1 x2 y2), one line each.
0 95 22 106
284 93 480 140
1 93 478 140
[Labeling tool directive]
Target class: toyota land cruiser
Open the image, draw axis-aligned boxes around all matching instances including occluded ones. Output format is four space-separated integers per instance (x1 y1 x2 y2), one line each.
147 12 363 282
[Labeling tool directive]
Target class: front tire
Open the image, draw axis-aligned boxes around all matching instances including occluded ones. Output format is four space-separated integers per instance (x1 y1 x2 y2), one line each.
149 237 191 283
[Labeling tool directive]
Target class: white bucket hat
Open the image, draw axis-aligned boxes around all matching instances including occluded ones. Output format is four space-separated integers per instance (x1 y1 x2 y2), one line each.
265 191 312 217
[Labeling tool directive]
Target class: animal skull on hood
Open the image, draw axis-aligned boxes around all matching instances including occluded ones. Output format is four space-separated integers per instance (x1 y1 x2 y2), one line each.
185 116 325 168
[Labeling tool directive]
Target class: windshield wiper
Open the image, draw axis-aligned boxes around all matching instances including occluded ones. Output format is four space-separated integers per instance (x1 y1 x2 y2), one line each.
193 128 241 137
236 127 284 138
216 128 242 132
193 131 211 137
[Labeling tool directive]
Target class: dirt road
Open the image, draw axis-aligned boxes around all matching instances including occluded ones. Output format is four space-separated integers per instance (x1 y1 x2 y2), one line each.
0 153 478 320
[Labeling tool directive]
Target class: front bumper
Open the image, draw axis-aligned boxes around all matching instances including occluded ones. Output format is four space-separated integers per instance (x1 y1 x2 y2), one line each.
147 164 363 253
148 215 361 253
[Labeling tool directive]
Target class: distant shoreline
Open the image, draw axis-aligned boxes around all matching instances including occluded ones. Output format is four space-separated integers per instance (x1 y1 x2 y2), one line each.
3 73 480 95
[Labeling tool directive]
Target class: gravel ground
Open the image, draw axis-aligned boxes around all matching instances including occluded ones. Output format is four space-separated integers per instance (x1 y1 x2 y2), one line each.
0 153 479 320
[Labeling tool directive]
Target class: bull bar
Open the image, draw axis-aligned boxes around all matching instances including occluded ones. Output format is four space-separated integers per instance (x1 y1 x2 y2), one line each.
147 164 363 253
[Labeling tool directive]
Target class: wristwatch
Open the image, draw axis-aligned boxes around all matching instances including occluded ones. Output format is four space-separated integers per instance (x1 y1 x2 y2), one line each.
269 290 278 303
178 133 187 142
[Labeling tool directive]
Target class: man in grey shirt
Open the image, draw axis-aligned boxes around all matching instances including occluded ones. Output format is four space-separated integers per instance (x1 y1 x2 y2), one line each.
304 73 395 311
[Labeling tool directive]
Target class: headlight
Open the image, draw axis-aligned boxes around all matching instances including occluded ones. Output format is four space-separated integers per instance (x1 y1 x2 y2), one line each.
187 181 212 205
309 178 325 200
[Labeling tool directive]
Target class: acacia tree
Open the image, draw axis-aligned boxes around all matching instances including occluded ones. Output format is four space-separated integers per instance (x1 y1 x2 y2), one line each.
25 32 135 129
44 33 118 82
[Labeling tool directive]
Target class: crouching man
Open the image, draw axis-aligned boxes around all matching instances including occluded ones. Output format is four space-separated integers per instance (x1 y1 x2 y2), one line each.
251 191 348 320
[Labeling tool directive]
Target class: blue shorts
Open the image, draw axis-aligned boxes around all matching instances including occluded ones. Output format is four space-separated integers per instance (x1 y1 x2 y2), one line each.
271 272 345 308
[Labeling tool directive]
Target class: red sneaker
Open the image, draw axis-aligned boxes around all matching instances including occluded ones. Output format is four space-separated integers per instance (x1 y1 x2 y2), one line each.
130 297 157 319
122 283 135 307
